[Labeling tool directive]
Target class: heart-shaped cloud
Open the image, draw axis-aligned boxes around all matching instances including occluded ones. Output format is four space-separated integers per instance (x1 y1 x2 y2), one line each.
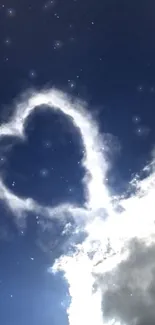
0 88 109 224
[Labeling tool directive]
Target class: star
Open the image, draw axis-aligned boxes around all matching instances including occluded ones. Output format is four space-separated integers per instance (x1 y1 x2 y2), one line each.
29 70 37 79
137 85 143 92
4 38 11 46
136 127 142 134
135 126 150 137
132 116 141 124
43 0 55 10
6 8 16 17
43 140 52 148
68 80 76 89
0 157 5 162
54 13 60 19
40 168 49 177
53 40 63 50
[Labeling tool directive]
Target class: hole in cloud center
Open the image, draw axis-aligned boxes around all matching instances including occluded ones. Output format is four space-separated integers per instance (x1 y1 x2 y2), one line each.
2 106 85 207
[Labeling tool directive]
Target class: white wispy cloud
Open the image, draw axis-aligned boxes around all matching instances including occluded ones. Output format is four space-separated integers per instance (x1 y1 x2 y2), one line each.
0 88 155 325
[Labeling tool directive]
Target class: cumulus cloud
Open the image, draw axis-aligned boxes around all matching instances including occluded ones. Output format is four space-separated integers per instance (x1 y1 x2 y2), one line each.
93 238 155 325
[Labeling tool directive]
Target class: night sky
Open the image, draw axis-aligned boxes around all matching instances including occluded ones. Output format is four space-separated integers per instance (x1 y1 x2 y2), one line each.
0 1 155 324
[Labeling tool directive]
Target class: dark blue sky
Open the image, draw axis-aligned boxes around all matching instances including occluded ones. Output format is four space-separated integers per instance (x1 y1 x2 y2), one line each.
0 0 155 324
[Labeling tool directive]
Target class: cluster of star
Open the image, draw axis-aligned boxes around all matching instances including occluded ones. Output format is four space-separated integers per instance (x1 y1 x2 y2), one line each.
0 1 97 92
137 84 155 93
132 114 150 137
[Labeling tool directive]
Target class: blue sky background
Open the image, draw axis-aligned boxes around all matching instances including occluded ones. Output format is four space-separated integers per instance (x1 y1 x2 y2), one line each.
0 0 155 324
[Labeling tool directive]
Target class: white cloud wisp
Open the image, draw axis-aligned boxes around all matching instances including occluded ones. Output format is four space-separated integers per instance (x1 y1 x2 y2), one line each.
0 88 155 325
